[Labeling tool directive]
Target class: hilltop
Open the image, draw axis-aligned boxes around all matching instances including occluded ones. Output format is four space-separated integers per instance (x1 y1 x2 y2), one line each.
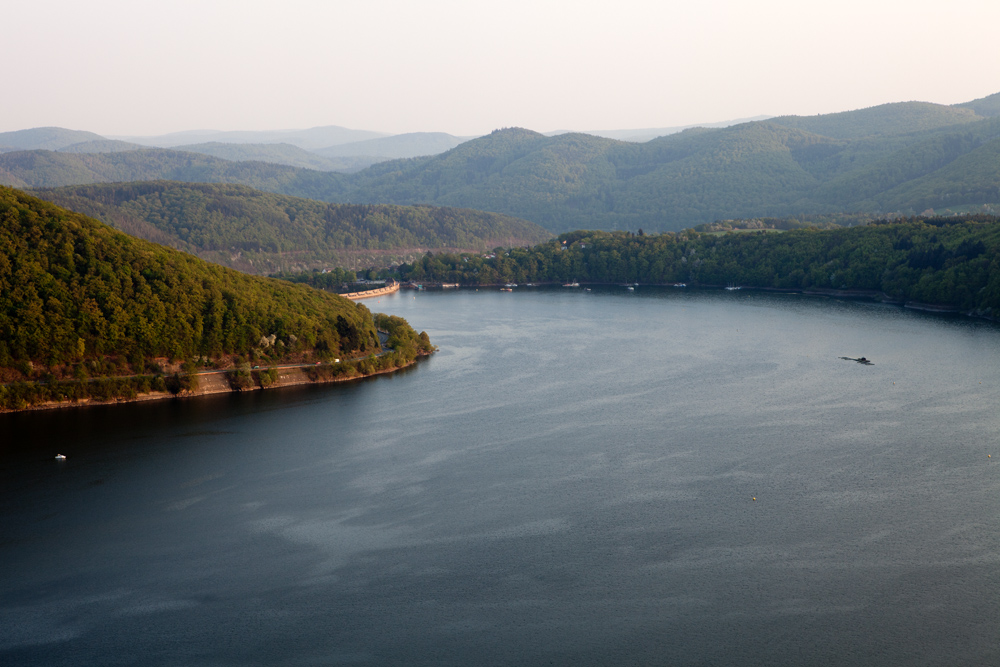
58 139 149 153
30 181 551 274
0 127 106 151
953 91 1000 117
766 101 980 139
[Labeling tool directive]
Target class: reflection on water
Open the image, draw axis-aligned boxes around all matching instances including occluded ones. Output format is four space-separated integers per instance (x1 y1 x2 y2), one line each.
3 287 1000 666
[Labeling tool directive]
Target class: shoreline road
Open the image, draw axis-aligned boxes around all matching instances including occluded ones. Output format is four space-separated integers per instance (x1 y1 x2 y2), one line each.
3 332 397 387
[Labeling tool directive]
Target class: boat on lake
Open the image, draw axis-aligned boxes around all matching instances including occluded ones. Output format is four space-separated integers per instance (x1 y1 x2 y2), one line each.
563 282 580 287
839 356 874 365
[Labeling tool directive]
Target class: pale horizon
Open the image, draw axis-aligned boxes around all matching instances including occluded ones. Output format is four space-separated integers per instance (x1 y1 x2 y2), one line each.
3 0 999 137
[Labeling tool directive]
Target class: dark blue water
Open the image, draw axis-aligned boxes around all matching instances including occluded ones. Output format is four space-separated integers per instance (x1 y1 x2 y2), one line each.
3 287 1000 666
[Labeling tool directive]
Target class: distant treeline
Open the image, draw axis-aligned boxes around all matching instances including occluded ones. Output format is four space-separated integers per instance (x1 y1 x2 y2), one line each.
385 215 1000 316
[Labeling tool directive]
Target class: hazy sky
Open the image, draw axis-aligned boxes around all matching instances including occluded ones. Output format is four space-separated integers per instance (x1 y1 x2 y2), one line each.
5 0 1000 136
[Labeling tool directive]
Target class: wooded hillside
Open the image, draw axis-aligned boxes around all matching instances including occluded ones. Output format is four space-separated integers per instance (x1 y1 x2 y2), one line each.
31 181 551 274
0 186 384 377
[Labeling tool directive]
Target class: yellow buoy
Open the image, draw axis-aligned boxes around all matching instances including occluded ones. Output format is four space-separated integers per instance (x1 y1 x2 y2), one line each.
752 497 756 501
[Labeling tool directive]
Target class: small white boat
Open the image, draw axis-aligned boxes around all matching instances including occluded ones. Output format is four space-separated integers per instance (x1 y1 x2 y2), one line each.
563 282 579 287
54 454 66 460
627 286 634 291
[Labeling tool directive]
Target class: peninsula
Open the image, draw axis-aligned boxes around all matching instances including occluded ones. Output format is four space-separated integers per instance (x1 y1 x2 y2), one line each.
0 186 433 412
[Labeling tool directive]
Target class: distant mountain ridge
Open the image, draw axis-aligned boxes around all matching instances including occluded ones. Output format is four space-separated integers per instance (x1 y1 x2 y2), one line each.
768 102 979 139
171 142 350 172
313 132 470 160
59 139 148 153
112 125 390 150
3 92 999 232
0 148 350 197
0 127 106 151
953 91 1000 117
550 115 773 142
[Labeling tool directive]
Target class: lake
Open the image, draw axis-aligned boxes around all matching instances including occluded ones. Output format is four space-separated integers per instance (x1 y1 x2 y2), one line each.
2 286 999 666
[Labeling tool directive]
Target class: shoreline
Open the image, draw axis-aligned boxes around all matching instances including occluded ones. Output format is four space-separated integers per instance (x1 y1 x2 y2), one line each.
435 281 995 322
1 354 429 415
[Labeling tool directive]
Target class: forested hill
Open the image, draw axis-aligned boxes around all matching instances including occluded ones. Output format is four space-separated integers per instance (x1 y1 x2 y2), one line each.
766 102 980 139
31 181 551 274
953 91 1000 117
2 96 999 233
342 113 1000 232
0 185 394 384
395 217 1000 317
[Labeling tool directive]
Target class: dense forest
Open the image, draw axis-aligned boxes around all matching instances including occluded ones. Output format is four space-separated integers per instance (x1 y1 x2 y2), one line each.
29 181 551 274
386 216 1000 317
0 186 432 408
3 97 1000 234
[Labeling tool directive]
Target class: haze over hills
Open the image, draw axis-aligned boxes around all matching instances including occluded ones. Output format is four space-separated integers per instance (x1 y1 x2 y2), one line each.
313 132 470 160
2 92 999 233
30 181 551 274
549 115 773 142
171 142 350 172
113 125 390 150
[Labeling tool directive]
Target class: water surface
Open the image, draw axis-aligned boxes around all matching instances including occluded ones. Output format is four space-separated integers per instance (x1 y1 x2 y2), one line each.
3 287 999 665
